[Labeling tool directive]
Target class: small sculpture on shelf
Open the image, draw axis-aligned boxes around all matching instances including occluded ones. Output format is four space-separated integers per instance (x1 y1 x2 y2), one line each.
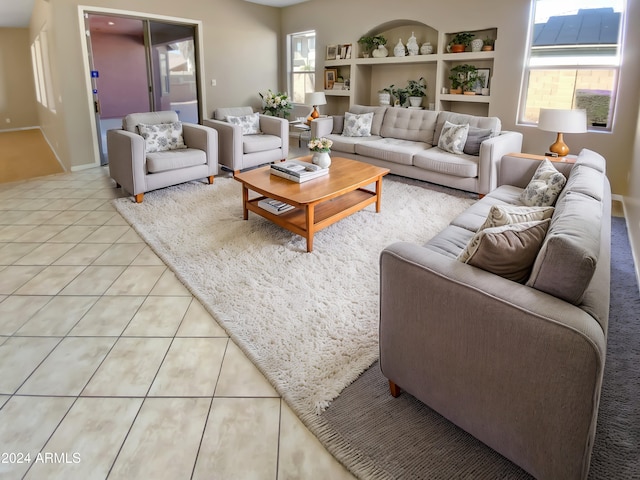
420 42 433 55
372 44 389 58
393 38 406 57
406 32 419 56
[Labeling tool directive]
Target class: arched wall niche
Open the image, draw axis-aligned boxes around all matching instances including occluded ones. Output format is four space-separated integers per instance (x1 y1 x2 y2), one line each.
358 20 438 58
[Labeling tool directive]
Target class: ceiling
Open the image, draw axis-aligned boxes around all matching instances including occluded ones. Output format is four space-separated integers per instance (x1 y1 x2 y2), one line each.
0 0 309 28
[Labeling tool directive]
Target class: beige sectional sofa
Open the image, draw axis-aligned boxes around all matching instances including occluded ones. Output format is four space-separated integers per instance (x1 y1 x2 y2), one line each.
379 149 611 480
310 105 523 195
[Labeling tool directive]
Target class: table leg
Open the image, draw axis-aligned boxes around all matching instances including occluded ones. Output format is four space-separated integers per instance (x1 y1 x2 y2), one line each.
306 204 315 252
242 185 249 220
375 176 383 213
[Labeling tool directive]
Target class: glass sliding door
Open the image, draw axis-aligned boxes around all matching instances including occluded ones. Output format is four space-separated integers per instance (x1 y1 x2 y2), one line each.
85 13 200 164
148 21 199 123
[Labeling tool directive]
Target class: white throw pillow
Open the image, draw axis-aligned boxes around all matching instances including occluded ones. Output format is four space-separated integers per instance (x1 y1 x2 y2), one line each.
138 122 187 153
519 159 567 206
342 111 374 137
478 204 555 231
438 121 469 154
226 112 262 135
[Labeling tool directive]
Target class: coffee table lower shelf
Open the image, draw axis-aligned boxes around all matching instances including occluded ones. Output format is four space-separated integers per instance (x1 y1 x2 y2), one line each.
247 188 377 251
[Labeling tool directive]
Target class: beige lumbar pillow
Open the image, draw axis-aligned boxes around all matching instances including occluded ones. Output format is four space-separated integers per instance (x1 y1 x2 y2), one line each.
478 204 555 231
520 159 567 206
460 219 551 283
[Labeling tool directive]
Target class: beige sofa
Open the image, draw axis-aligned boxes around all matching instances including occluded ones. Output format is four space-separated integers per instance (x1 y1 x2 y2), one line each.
379 149 611 479
311 105 523 195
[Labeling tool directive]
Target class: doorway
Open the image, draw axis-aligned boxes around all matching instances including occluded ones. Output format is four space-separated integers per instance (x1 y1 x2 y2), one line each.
84 13 200 165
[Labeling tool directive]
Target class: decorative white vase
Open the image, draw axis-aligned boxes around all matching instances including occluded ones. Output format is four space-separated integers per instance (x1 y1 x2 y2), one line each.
471 38 484 52
406 32 419 56
378 92 391 106
420 42 433 55
394 38 406 57
312 151 331 169
372 44 388 58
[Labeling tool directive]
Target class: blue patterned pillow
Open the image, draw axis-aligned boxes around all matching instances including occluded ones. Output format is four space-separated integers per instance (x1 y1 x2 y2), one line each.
226 112 262 135
342 112 374 137
137 122 187 153
438 121 469 154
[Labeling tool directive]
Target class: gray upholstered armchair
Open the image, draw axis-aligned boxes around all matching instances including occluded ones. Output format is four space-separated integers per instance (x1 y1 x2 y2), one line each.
203 107 288 173
107 111 218 203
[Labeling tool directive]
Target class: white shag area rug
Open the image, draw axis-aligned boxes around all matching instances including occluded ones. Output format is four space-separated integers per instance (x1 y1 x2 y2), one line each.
113 176 474 417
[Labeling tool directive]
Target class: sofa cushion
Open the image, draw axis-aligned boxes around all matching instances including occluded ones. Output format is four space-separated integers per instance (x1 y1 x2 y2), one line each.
379 108 438 144
354 138 430 166
325 133 383 154
226 112 262 135
424 225 475 259
342 111 374 137
574 148 606 173
527 191 602 304
348 105 388 136
485 185 526 205
434 112 501 146
561 164 605 202
438 121 469 154
138 122 187 153
243 134 281 154
479 205 555 230
413 148 478 178
213 106 253 121
459 219 551 283
146 148 207 173
520 159 567 206
463 127 492 156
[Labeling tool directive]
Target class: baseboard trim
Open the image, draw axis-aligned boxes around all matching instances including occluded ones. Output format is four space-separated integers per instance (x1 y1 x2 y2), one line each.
621 197 640 294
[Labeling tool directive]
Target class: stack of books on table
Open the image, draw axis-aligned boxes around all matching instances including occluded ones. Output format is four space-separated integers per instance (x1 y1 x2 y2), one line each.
270 160 329 183
257 198 295 215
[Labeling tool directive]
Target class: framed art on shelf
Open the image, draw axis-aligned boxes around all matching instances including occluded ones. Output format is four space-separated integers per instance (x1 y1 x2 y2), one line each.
475 68 491 90
326 45 337 60
324 69 338 89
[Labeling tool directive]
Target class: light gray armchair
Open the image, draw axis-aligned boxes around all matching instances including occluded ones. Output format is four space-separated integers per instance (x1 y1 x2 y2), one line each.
107 111 218 203
203 107 289 173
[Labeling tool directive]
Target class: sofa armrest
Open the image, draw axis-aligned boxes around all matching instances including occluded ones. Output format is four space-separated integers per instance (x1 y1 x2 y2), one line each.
311 116 342 138
259 115 289 159
476 131 523 195
107 129 147 196
182 123 219 176
379 241 605 480
202 118 243 171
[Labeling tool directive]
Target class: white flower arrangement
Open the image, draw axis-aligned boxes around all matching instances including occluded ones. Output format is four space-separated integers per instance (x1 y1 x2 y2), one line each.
308 137 333 152
259 90 293 117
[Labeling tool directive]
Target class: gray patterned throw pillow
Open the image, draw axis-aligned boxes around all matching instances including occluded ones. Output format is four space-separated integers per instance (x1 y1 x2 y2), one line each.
438 121 469 154
342 112 374 137
519 159 567 206
137 122 187 153
226 112 262 135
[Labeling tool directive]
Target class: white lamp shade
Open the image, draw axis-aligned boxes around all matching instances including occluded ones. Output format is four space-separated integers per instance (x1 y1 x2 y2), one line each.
305 92 327 106
538 108 587 134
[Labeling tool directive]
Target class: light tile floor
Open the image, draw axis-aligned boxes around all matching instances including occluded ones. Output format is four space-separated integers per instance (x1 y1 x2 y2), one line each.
0 166 355 480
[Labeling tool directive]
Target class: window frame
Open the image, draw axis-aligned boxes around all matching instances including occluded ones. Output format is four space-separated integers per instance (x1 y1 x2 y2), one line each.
518 1 626 132
287 30 316 105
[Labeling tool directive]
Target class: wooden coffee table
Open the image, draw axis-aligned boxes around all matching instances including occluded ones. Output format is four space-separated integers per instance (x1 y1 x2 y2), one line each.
234 156 389 252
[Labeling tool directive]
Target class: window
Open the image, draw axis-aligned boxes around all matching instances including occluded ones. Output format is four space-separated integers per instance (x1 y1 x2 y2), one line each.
30 29 56 113
288 30 316 104
519 1 625 131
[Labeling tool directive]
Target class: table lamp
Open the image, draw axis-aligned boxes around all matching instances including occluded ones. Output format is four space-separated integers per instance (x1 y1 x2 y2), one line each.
537 108 587 157
305 92 327 124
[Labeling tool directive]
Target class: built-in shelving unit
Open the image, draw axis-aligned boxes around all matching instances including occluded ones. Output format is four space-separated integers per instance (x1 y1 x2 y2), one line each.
322 23 498 117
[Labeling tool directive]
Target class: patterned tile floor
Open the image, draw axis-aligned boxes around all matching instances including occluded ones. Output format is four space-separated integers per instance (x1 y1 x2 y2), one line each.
0 166 354 479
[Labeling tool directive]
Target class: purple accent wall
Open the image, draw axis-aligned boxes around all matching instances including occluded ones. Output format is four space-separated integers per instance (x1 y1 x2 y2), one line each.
91 31 149 119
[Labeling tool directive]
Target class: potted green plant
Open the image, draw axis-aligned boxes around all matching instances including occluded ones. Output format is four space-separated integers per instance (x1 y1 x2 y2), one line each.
482 37 495 51
448 64 478 94
448 32 474 53
358 34 386 58
406 77 427 107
